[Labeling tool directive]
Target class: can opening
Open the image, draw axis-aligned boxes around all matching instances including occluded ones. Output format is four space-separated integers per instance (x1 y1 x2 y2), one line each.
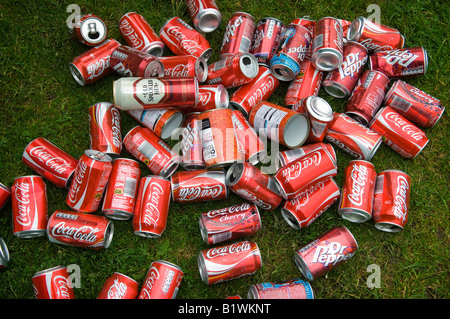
281 208 301 229
239 54 258 78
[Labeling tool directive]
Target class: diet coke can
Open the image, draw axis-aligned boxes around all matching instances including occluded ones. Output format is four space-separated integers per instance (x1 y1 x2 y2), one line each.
186 0 222 33
247 278 314 299
0 183 11 211
138 260 184 299
180 115 205 170
0 237 9 270
304 96 334 143
311 17 344 71
32 266 76 299
159 55 208 83
97 272 139 299
197 84 229 111
370 47 428 78
70 14 107 46
250 17 285 66
277 142 336 171
220 12 255 58
110 45 164 78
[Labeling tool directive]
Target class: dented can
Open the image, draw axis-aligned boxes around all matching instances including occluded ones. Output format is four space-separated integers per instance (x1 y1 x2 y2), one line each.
369 47 428 78
196 84 229 112
220 12 255 59
250 17 285 66
32 266 76 299
110 45 164 78
159 55 208 83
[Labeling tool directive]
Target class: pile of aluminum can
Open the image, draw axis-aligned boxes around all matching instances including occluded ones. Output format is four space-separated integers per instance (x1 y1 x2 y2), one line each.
0 0 445 299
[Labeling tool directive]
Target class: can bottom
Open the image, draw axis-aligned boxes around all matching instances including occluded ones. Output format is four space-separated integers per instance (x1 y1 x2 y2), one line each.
374 221 404 233
323 80 351 99
134 230 162 238
13 229 46 239
338 208 372 223
280 208 301 230
103 209 134 221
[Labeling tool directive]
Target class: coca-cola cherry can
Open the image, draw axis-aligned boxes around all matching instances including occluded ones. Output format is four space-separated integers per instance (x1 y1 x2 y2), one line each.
119 12 164 56
199 202 261 245
159 55 208 83
186 0 222 33
198 240 262 285
304 96 335 144
138 260 184 299
123 126 181 177
226 162 283 211
369 106 429 158
97 272 139 299
32 266 76 299
277 142 336 171
250 17 285 66
110 45 164 78
171 169 228 203
372 169 411 232
311 17 344 71
383 80 445 128
69 38 120 86
220 12 255 59
159 16 212 61
132 176 171 238
323 41 368 98
47 209 114 250
22 137 78 189
88 102 122 158
180 115 205 170
247 278 314 299
0 183 10 211
101 158 141 220
197 84 229 111
66 150 113 213
0 237 10 270
281 178 340 229
294 226 358 281
11 175 47 238
370 47 428 78
338 160 377 223
70 14 107 46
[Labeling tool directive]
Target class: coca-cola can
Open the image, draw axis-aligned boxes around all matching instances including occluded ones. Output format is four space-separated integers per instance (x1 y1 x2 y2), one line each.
47 209 114 250
88 102 122 158
69 38 120 86
383 80 445 128
186 0 222 33
159 55 208 82
110 45 164 78
291 16 316 33
322 41 368 98
247 278 314 299
113 76 199 111
11 175 47 238
32 266 76 299
206 52 259 89
304 96 334 143
281 178 340 229
138 260 184 299
274 147 337 200
70 14 107 46
123 126 181 177
249 101 310 149
372 169 411 232
197 84 229 111
338 160 377 223
220 12 255 59
250 17 285 66
325 113 383 160
180 115 205 170
230 65 280 117
311 17 344 71
370 47 428 78
225 162 283 211
0 183 10 211
22 137 78 189
0 238 10 270
171 169 228 203
294 226 358 281
66 150 113 213
101 158 141 220
369 106 429 158
346 16 405 53
97 272 139 299
119 12 165 56
199 202 261 245
132 176 171 238
198 240 262 285
159 16 212 61
277 142 336 171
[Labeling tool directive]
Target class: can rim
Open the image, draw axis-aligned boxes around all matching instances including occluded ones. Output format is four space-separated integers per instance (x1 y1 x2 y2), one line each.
312 48 343 72
239 53 259 79
346 16 365 42
69 62 86 86
306 96 334 122
247 285 260 299
152 260 184 273
161 111 184 141
282 112 310 148
224 162 244 186
280 207 301 230
0 238 10 268
197 251 209 284
80 16 107 45
374 221 404 233
143 42 165 57
144 60 165 78
338 208 372 223
293 252 314 281
195 8 223 33
215 84 229 108
323 80 351 99
103 220 114 249
195 56 208 83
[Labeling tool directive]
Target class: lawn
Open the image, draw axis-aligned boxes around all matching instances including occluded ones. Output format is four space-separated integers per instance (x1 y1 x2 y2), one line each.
0 0 448 303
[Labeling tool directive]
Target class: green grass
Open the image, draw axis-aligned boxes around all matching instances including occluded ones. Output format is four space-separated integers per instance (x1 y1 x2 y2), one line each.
0 0 448 301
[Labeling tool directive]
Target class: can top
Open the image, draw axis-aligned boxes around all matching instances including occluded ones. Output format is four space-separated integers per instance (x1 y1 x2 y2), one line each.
346 16 365 42
306 96 334 122
80 15 107 45
195 57 208 83
239 53 259 79
224 162 245 186
85 149 113 162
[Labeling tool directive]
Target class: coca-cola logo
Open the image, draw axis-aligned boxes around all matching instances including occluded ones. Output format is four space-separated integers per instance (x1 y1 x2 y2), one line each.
393 175 409 222
86 56 110 80
139 266 160 298
51 221 101 243
143 182 164 226
166 26 201 55
119 19 144 48
198 91 212 106
381 49 419 67
206 203 251 218
164 63 190 77
206 241 251 259
385 112 424 141
246 75 276 107
177 184 223 201
53 275 72 299
281 150 322 183
347 163 368 206
107 278 128 299
14 182 31 226
110 107 122 148
29 146 73 174
359 38 393 53
68 161 88 204
292 181 325 209
234 188 272 210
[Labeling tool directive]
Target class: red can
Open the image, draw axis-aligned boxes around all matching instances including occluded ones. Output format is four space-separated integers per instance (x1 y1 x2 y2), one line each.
230 65 280 117
338 160 377 223
47 209 114 250
0 183 10 211
197 84 229 111
70 14 107 46
311 17 344 71
281 178 340 229
277 142 336 171
325 113 383 160
370 47 428 78
0 237 9 270
291 16 316 33
123 126 181 177
250 17 285 66
159 16 212 61
159 55 208 83
97 272 139 299
294 226 358 281
322 41 368 98
11 176 47 238
88 102 122 158
22 137 78 189
274 147 337 200
119 12 165 56
346 16 405 53
180 115 205 170
304 96 335 144
132 176 171 238
32 266 76 299
339 19 352 39
206 52 259 89
171 169 228 203
220 12 255 59
247 278 314 299
370 106 429 158
101 158 141 221
345 70 390 126
198 240 262 285
113 77 199 111
383 80 445 128
186 0 222 33
372 170 411 232
66 150 112 213
69 38 120 86
199 202 261 245
226 162 283 211
110 45 164 78
138 260 184 299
